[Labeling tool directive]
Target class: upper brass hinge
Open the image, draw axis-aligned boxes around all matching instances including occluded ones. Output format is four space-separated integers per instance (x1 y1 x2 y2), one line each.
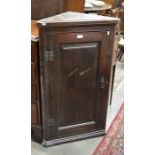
44 49 54 62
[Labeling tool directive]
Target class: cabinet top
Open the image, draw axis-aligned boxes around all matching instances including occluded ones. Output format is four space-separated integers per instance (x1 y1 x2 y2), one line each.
37 11 119 27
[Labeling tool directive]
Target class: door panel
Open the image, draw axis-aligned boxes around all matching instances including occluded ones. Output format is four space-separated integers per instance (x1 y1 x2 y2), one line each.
60 42 99 127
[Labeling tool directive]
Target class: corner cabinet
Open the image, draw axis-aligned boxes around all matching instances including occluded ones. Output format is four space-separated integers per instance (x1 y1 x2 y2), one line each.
32 12 119 146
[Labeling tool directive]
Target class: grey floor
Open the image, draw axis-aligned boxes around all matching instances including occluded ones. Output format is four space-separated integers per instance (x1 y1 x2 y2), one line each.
31 60 124 155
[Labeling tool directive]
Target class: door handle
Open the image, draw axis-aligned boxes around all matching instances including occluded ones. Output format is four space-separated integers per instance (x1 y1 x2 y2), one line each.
100 76 105 89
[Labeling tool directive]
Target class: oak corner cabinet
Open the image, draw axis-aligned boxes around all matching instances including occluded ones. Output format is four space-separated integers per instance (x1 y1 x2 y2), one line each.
31 12 119 147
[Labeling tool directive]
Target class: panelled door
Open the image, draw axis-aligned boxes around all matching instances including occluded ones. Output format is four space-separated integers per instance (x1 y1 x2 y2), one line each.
42 31 111 140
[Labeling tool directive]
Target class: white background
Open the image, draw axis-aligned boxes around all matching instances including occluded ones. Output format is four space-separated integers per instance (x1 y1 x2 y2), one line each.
0 0 155 154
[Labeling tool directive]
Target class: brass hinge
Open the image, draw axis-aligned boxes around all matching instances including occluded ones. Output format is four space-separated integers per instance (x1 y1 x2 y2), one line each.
44 49 54 62
100 76 105 89
47 118 56 127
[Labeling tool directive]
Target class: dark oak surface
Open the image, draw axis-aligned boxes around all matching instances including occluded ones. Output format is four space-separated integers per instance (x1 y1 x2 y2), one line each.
33 12 119 146
31 20 42 142
64 0 85 12
31 0 64 20
31 40 41 125
31 0 85 20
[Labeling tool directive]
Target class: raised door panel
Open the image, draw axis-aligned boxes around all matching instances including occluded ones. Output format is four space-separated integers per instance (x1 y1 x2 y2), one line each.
60 42 99 126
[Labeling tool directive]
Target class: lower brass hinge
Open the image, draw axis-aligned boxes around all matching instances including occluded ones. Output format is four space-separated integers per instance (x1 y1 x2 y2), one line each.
47 118 56 127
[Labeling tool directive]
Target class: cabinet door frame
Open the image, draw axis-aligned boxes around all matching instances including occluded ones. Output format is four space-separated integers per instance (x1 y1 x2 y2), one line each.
39 26 116 142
